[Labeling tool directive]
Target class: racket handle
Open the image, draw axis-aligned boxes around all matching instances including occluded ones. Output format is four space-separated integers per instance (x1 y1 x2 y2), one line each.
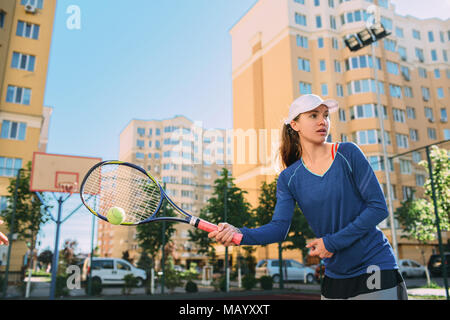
192 218 243 245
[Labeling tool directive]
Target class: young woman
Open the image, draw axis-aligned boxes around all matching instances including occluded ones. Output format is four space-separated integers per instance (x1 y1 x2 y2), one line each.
208 94 407 300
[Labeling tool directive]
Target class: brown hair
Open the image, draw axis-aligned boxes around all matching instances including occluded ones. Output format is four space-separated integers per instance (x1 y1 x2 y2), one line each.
279 115 302 169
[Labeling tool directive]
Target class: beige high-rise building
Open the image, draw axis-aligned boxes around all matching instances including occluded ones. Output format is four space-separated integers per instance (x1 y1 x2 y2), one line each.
230 0 449 263
0 0 56 280
98 115 232 268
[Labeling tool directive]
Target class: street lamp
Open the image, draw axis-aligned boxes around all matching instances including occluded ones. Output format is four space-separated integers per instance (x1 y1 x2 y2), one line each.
343 23 399 261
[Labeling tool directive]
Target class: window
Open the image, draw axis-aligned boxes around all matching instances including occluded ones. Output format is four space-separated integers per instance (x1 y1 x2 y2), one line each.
431 49 438 61
386 61 399 75
415 48 424 62
298 58 311 71
398 47 407 61
389 84 402 98
0 157 22 177
437 88 444 99
295 13 307 26
380 17 392 31
0 196 8 213
16 21 40 40
425 107 434 122
441 108 448 122
384 39 396 52
421 87 430 101
404 86 413 98
412 30 421 40
345 54 381 71
0 11 5 29
294 0 305 4
396 134 409 148
321 83 328 96
314 0 320 6
393 108 405 123
339 109 346 121
328 0 334 7
409 129 418 141
427 128 437 140
395 27 404 38
332 37 339 49
350 104 387 120
299 82 312 94
135 152 145 159
416 174 425 187
330 16 336 30
434 69 441 78
20 0 44 9
444 129 450 140
443 50 448 62
6 85 31 105
428 31 434 42
316 16 322 28
336 84 344 97
136 140 144 148
137 127 145 136
406 107 416 119
296 35 308 48
412 151 421 163
347 79 384 95
1 120 26 140
334 60 341 73
319 60 326 71
418 67 427 78
317 37 324 48
402 186 414 201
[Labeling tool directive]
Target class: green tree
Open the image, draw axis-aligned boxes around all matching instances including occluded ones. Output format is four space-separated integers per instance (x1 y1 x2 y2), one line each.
135 198 176 271
394 145 450 263
2 162 51 270
188 168 254 264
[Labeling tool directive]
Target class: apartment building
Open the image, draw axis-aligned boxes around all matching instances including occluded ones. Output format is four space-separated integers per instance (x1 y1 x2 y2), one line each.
97 115 232 268
230 0 449 263
0 0 56 279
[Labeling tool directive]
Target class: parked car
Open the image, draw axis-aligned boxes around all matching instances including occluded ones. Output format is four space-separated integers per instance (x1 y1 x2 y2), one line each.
255 259 315 283
398 259 427 278
427 253 450 276
82 257 147 287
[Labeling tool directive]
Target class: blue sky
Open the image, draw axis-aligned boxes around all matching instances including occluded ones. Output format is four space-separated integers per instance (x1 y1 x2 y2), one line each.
38 0 448 255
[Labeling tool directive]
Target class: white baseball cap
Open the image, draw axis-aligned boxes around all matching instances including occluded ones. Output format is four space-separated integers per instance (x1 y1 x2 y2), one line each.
284 94 339 125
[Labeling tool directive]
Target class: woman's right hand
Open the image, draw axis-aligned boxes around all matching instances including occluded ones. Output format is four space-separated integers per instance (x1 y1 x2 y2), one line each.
208 223 242 247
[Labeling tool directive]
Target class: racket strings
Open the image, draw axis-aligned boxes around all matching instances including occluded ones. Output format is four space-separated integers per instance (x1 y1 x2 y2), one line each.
82 164 162 224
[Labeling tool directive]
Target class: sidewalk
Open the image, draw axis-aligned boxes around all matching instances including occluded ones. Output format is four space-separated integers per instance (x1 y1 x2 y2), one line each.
407 288 447 298
4 277 448 300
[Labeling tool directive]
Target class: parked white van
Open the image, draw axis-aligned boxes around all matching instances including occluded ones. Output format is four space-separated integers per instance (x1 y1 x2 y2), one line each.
82 257 147 287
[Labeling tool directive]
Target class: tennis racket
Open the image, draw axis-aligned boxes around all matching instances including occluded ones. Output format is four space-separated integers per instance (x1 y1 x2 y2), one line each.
79 160 242 245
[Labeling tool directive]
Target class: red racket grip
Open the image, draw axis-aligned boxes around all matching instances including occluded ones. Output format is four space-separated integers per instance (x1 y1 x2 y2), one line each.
191 218 242 245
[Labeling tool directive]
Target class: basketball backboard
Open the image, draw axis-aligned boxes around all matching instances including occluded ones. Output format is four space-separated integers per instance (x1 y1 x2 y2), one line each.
30 152 101 194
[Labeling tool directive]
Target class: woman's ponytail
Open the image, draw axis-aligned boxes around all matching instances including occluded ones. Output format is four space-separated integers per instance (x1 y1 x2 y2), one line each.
279 117 302 169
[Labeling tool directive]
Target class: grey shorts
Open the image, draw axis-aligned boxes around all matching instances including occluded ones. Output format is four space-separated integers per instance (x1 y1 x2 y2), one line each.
321 281 408 300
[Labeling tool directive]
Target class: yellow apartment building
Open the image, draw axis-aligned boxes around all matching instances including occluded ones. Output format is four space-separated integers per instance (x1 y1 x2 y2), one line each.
230 0 449 264
98 116 232 269
0 0 56 281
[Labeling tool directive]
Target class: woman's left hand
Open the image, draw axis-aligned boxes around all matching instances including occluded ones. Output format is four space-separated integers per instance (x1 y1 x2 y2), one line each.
306 238 333 259
0 220 9 245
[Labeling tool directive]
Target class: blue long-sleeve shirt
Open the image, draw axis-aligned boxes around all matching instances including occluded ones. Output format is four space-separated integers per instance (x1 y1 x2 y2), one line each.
239 142 398 279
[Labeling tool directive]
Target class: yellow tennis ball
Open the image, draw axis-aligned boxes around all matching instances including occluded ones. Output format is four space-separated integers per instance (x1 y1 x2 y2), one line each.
106 207 125 225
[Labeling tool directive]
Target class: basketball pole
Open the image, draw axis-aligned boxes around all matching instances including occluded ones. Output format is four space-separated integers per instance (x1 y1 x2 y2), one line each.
35 191 89 300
